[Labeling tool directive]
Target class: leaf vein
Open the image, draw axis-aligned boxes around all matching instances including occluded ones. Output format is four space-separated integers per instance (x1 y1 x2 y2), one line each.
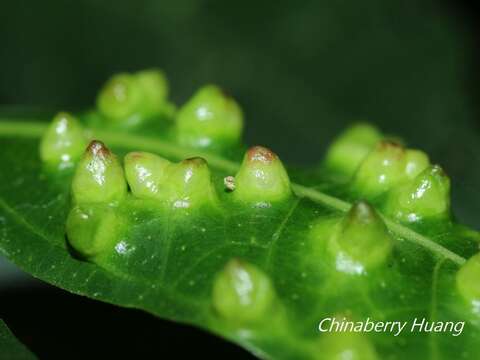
265 197 301 270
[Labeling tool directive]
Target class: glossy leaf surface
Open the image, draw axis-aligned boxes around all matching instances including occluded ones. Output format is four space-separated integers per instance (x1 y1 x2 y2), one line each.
0 84 479 359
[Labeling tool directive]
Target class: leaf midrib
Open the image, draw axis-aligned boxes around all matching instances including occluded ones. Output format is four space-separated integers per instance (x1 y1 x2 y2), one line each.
0 120 466 265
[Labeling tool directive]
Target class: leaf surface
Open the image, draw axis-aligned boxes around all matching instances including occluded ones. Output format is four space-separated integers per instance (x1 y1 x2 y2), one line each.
0 319 36 360
0 102 479 359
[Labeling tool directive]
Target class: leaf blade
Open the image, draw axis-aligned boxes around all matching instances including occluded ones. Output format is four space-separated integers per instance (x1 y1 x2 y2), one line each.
0 119 479 360
0 320 36 360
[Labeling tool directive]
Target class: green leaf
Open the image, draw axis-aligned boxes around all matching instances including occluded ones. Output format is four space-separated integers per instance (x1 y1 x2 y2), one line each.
1 73 480 359
0 320 36 360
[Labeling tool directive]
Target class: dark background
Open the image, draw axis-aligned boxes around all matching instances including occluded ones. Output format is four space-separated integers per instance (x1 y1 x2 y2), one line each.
0 0 479 358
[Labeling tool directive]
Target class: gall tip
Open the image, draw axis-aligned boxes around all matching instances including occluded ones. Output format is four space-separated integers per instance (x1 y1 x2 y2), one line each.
348 200 376 223
246 146 277 164
86 140 110 157
376 140 404 156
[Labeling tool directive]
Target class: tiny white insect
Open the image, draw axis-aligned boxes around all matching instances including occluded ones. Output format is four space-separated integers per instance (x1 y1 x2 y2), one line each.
224 175 236 191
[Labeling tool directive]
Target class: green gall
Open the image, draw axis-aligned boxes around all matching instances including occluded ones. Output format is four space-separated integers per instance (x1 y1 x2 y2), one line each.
325 123 382 176
96 69 173 126
353 141 405 196
328 201 392 274
316 331 378 360
353 142 430 196
124 153 217 208
71 140 127 205
233 146 292 205
386 165 450 222
124 151 171 199
456 253 480 312
162 157 218 209
175 85 243 148
66 205 121 259
97 73 145 124
39 112 87 169
404 150 430 180
135 68 169 114
212 259 276 324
